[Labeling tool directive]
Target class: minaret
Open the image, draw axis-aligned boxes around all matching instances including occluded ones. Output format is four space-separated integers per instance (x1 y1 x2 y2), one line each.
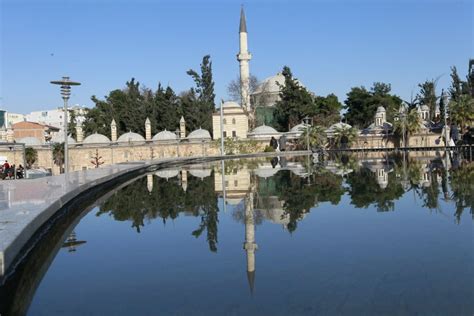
180 116 186 138
111 119 117 142
145 117 151 141
243 190 257 294
76 121 83 143
147 174 153 193
237 7 252 114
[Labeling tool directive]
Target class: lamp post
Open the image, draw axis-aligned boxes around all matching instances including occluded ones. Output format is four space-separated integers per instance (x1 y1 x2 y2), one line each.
50 77 81 174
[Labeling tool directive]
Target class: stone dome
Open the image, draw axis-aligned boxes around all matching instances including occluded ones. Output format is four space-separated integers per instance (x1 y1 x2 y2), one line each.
83 133 111 144
290 123 310 133
420 105 430 111
223 101 240 108
117 132 145 143
152 130 177 141
17 136 43 146
250 125 279 135
155 169 180 179
187 128 211 140
50 132 75 144
253 73 285 94
189 169 212 179
376 106 386 112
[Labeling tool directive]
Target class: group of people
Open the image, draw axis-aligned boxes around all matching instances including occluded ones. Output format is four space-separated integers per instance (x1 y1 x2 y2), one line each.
270 135 287 152
1 160 24 180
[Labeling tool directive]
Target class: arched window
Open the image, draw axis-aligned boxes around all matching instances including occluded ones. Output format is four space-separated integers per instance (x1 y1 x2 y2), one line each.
223 118 227 125
232 118 236 124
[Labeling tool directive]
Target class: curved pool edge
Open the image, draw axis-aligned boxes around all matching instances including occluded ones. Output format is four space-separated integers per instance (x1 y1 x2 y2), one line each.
0 151 309 280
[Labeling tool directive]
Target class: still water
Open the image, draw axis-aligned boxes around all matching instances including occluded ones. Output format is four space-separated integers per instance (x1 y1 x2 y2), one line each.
8 154 474 315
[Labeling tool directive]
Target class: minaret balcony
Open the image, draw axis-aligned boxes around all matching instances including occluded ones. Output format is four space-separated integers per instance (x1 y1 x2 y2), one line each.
237 52 252 61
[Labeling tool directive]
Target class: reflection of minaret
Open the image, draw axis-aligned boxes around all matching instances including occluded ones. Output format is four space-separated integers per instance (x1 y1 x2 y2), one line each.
243 190 257 294
181 169 188 191
147 174 153 193
62 231 87 252
237 6 252 114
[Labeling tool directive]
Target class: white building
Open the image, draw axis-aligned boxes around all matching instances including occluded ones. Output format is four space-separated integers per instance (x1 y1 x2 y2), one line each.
25 105 87 133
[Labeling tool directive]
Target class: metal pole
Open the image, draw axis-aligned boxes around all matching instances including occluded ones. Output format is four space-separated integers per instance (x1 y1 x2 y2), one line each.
221 159 227 213
220 100 225 156
63 97 69 173
22 143 26 178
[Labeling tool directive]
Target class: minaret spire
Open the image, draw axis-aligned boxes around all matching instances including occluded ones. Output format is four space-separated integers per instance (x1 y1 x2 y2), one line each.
237 6 252 122
243 190 257 295
239 6 247 33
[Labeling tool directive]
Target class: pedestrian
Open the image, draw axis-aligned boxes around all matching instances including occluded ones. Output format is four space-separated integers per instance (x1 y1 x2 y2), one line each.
450 123 459 145
270 136 278 150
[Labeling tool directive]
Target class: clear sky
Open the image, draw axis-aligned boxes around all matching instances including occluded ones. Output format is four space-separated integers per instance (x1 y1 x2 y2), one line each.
1 0 472 114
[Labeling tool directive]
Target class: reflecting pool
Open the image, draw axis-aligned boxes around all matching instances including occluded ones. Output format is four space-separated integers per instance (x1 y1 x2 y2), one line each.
2 153 473 315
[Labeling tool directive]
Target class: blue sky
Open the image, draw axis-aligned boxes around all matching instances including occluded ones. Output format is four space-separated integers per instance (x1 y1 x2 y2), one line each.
1 0 472 114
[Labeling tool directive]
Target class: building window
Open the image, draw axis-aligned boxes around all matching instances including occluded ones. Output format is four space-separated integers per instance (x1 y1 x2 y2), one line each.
223 131 227 138
232 118 236 124
234 180 238 187
225 180 229 188
232 131 237 138
223 118 227 125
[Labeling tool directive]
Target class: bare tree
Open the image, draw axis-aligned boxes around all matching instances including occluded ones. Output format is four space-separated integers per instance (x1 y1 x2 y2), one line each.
226 74 259 103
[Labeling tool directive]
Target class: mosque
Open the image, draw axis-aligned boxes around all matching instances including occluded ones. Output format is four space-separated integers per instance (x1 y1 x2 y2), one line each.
0 8 447 172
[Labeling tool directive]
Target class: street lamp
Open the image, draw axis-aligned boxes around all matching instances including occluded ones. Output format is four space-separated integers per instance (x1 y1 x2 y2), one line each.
302 116 313 152
50 77 81 174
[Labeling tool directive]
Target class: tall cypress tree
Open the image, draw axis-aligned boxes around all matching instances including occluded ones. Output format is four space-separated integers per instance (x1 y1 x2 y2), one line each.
187 55 216 132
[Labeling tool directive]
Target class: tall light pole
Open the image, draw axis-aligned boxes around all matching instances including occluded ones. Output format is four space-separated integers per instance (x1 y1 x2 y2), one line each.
303 116 312 152
50 77 81 174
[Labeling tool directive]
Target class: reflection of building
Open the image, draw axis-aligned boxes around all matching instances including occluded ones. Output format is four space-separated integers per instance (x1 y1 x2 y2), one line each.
214 166 251 204
363 159 393 189
243 191 257 294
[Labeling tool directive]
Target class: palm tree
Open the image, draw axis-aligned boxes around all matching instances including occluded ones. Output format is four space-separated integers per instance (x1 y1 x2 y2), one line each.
52 142 65 173
449 94 474 129
25 147 38 169
332 126 358 149
393 107 422 147
299 125 327 149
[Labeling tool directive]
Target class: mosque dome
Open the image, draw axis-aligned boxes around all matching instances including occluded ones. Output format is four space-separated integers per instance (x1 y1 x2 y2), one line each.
290 123 310 133
376 106 386 112
187 128 212 140
155 169 180 179
117 132 145 143
223 101 240 108
250 125 279 135
189 168 212 179
152 130 177 141
420 105 430 111
50 132 75 144
83 133 111 144
253 73 286 95
17 136 43 146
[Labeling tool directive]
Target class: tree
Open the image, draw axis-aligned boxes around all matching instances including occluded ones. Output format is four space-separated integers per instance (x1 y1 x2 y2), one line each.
393 107 422 146
187 55 216 132
68 109 77 139
313 94 342 127
343 83 402 128
90 149 105 168
416 79 438 120
449 94 474 128
330 125 359 149
179 89 201 133
52 142 64 173
299 126 327 149
227 74 259 102
25 147 37 168
274 66 316 131
154 84 181 132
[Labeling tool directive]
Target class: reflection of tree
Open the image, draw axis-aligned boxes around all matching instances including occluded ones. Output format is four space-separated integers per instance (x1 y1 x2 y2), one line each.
346 167 404 212
449 163 474 222
97 173 219 251
272 170 345 232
